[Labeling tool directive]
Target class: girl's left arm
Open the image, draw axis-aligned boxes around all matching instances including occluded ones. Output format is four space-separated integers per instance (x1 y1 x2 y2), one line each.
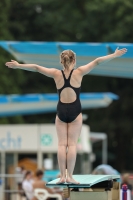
78 47 127 76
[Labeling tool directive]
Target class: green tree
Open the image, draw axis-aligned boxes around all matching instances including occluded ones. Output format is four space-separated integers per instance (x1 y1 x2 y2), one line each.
7 0 133 42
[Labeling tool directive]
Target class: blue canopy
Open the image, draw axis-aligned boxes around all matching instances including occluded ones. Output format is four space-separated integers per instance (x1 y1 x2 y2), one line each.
0 92 118 117
0 41 133 78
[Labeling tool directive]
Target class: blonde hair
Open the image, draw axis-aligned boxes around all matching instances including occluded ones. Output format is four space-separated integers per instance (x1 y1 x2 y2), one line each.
60 50 76 70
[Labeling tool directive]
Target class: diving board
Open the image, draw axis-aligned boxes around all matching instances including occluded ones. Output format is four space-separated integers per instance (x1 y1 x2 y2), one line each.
46 175 120 200
46 174 120 188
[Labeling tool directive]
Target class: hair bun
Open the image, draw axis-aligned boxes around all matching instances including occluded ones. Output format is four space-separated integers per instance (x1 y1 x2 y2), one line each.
64 55 70 61
60 50 76 69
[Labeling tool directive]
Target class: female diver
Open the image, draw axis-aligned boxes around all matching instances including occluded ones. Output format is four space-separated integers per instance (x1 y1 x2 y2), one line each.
6 47 127 184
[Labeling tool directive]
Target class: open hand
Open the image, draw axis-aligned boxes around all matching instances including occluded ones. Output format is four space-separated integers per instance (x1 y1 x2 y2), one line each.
114 47 127 57
5 60 19 69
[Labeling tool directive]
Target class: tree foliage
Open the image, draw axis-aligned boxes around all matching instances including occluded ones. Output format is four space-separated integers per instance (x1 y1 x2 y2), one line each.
6 0 133 42
0 0 133 171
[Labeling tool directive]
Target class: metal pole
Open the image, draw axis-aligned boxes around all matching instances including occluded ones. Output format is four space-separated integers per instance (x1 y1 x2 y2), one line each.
37 150 43 169
88 153 92 174
14 153 18 190
37 125 43 169
102 136 107 164
1 151 6 200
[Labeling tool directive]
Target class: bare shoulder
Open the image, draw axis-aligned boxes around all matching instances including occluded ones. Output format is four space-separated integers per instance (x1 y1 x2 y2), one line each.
53 69 63 80
76 66 84 73
74 67 82 74
32 180 46 189
49 68 60 77
74 67 83 77
76 59 98 76
54 69 62 76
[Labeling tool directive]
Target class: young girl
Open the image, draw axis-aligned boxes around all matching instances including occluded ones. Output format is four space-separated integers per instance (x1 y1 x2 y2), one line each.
6 47 127 184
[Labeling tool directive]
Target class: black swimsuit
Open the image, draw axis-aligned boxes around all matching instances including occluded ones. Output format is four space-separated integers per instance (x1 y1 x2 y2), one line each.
57 69 81 123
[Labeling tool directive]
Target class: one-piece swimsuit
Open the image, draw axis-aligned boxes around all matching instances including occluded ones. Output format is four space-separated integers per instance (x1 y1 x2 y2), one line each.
57 69 81 123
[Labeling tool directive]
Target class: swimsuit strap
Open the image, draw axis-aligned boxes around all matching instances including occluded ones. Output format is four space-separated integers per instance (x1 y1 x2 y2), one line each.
61 70 66 80
68 69 74 81
61 69 74 81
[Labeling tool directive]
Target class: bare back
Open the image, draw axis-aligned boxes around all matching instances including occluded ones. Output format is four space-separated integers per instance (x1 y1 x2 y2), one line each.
33 180 46 189
54 68 82 103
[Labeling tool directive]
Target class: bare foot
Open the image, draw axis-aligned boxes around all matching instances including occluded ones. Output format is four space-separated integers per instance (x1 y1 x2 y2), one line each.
66 177 80 184
56 177 66 184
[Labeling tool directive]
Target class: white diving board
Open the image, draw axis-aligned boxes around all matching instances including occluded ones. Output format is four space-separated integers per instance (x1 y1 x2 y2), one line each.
46 174 120 188
46 175 121 200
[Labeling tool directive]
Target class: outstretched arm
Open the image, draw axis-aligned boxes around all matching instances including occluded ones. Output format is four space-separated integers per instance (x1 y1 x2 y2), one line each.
5 60 58 78
78 47 127 76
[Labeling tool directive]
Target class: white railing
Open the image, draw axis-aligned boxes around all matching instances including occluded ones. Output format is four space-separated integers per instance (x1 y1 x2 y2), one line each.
0 174 63 200
0 174 26 200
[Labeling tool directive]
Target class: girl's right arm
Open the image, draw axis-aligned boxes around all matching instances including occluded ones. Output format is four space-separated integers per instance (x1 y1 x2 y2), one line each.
5 60 58 78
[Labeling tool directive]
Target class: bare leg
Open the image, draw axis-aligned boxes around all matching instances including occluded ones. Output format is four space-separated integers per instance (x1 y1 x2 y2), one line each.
66 113 82 184
55 116 68 183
